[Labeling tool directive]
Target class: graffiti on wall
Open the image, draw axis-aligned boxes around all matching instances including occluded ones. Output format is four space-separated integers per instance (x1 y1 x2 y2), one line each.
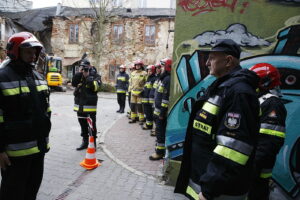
178 0 252 16
167 23 300 196
194 23 271 47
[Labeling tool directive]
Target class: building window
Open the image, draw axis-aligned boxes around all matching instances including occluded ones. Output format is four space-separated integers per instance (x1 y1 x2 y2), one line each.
145 25 155 45
69 24 79 43
112 24 123 44
113 0 123 7
109 65 118 80
138 0 147 8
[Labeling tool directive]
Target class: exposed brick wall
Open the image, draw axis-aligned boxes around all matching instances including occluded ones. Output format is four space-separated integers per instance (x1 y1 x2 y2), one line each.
51 15 174 84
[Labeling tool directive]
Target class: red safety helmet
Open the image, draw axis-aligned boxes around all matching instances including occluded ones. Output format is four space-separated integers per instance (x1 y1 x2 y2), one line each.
160 58 172 72
6 32 43 61
146 65 156 74
119 64 126 71
250 63 281 90
134 59 144 66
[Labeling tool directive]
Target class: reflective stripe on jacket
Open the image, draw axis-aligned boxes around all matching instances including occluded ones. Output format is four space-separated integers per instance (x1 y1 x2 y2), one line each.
142 74 156 104
116 72 129 93
129 69 147 95
254 93 287 179
72 72 101 113
154 72 170 117
175 67 260 199
0 62 51 155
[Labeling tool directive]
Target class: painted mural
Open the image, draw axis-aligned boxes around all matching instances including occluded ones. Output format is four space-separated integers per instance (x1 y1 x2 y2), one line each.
167 0 300 198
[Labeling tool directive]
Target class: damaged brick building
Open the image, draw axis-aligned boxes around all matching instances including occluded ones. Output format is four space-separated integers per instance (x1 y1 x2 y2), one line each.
0 6 175 84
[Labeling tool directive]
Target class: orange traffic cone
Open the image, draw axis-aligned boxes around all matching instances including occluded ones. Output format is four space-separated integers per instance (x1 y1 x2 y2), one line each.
80 136 101 170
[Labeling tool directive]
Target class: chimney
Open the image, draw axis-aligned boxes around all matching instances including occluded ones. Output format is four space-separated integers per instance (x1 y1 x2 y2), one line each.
56 3 62 16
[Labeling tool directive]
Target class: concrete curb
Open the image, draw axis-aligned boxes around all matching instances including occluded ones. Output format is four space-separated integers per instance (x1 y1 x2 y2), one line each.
98 114 157 180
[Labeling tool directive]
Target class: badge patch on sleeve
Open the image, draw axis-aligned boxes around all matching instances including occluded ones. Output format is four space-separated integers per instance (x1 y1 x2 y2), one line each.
224 112 241 129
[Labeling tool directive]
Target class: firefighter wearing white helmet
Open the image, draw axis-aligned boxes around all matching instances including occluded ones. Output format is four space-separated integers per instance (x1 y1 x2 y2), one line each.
115 64 129 113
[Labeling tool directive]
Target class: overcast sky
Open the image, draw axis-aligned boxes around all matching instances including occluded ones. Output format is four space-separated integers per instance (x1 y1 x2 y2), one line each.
31 0 62 8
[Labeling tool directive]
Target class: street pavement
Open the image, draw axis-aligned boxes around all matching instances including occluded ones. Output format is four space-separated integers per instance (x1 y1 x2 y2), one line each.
3 91 186 200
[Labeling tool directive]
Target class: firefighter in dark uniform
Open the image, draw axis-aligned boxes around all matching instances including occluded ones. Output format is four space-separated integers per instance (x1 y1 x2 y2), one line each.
142 65 157 130
175 39 260 200
0 32 51 200
248 63 287 200
149 58 172 160
115 64 129 113
72 59 101 150
149 63 162 136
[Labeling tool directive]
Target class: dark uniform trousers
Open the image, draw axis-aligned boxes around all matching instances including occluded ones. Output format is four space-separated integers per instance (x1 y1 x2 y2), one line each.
155 117 167 155
117 93 126 111
143 103 154 127
77 112 97 139
0 153 45 200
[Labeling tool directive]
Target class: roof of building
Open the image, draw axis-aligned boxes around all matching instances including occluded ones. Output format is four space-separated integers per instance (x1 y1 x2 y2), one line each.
0 7 175 32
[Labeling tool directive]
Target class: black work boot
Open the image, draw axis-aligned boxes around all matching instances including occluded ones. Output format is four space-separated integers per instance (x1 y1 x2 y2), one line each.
76 138 89 151
119 106 125 113
143 125 153 130
128 119 136 123
149 153 164 160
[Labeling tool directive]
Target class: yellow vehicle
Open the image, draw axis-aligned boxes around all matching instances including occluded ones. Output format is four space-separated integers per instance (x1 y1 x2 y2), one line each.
43 55 65 91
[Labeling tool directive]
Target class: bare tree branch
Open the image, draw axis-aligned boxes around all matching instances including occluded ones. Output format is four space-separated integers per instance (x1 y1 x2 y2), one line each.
68 0 122 70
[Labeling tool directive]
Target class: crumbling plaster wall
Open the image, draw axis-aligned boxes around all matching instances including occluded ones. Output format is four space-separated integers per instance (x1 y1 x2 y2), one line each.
51 16 174 84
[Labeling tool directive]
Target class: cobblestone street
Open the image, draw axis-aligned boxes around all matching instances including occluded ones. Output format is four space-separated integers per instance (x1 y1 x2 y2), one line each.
21 91 186 200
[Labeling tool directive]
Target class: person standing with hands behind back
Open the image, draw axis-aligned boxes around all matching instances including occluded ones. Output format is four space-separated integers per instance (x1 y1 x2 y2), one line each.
72 59 101 150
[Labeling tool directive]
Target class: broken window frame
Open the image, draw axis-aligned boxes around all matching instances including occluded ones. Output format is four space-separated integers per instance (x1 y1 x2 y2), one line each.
109 64 118 80
144 24 156 46
69 24 79 43
112 24 124 44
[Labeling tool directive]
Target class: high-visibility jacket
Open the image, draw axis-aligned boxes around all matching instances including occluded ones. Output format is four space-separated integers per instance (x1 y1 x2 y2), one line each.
255 93 287 178
149 75 160 104
153 72 170 118
0 62 51 157
129 69 147 96
142 74 156 103
175 66 260 200
72 71 101 113
115 71 129 93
